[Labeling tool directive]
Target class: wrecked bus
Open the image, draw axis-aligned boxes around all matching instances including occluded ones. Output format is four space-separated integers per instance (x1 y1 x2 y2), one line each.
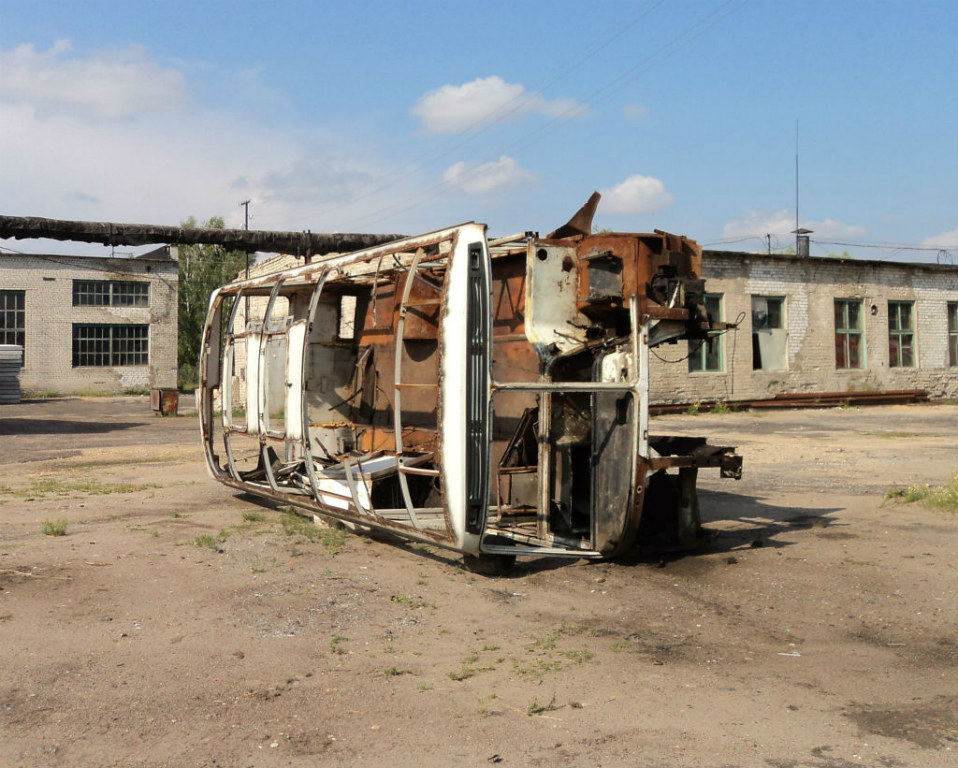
197 197 742 571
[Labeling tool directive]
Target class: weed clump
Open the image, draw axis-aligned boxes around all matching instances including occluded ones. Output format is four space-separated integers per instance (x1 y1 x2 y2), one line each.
884 473 958 513
41 517 69 536
194 530 230 550
526 694 559 716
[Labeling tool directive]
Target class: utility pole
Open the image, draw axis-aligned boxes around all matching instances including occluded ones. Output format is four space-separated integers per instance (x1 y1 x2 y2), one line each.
239 200 251 334
239 200 251 278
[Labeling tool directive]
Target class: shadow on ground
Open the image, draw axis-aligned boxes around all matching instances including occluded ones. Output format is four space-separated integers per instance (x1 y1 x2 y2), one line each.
229 485 845 578
0 418 141 435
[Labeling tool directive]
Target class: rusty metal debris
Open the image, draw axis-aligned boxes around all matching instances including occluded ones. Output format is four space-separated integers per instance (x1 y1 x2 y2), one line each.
196 194 742 570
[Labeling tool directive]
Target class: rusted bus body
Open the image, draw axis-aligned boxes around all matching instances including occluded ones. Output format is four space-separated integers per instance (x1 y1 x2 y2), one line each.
198 222 741 566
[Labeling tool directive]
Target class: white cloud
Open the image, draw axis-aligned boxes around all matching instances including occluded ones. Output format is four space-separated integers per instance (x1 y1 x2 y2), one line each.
623 104 649 122
0 40 188 120
0 42 552 254
0 40 430 244
0 94 399 248
810 218 867 239
921 226 958 249
443 155 536 195
599 174 674 215
412 76 583 134
721 210 794 240
722 209 865 240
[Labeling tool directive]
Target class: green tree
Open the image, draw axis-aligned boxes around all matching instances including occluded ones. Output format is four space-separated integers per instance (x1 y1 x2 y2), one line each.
177 216 247 389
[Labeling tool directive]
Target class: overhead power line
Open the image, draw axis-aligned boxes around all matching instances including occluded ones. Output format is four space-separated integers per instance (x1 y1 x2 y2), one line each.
812 238 954 252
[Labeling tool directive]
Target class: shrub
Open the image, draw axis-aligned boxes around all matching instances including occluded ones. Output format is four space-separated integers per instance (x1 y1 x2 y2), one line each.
41 518 68 536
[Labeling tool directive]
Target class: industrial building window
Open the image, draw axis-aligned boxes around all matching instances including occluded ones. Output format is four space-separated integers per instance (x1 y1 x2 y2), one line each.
887 301 915 368
73 280 149 307
834 299 864 369
72 324 149 367
688 294 724 372
751 295 786 370
0 290 25 351
948 302 957 367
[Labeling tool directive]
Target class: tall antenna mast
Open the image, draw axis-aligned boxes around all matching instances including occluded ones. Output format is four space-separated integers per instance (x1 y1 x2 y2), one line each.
791 120 811 256
795 120 799 239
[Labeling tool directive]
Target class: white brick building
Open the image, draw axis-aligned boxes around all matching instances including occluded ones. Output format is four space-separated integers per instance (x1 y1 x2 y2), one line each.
229 249 957 406
650 251 958 404
0 248 178 395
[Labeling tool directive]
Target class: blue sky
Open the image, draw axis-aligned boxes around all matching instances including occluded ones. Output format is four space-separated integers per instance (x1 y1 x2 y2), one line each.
1 0 955 262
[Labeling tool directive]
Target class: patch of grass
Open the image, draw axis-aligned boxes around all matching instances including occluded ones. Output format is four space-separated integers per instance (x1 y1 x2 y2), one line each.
884 474 958 513
448 667 475 681
448 646 503 681
562 648 595 663
330 635 348 655
194 530 230 551
279 512 349 554
41 517 69 536
0 614 12 623
75 388 124 398
280 512 321 541
511 625 597 677
16 478 152 500
170 510 184 518
241 510 267 523
686 401 701 416
526 694 559 716
476 693 499 716
390 594 426 609
711 400 731 414
320 526 347 555
383 666 409 678
532 631 559 652
513 656 562 678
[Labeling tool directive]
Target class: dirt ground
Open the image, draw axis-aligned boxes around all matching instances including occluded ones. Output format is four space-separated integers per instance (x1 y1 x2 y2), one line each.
0 396 955 768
